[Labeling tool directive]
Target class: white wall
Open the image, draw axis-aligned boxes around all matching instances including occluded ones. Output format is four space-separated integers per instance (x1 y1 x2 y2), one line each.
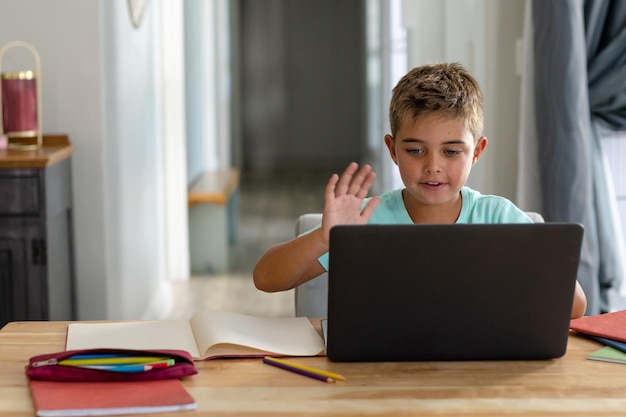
398 0 525 201
482 0 525 200
0 0 172 320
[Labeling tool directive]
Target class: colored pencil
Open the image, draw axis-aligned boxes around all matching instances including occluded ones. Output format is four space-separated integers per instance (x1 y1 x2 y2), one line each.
66 354 133 359
263 356 347 381
263 356 348 382
142 359 176 368
60 356 170 366
79 364 154 372
70 360 174 372
263 357 334 383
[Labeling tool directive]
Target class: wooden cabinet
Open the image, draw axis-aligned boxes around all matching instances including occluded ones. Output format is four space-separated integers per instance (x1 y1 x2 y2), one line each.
0 135 75 327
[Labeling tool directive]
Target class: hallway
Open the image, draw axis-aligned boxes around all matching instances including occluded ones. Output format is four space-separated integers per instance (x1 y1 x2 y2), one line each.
168 169 333 319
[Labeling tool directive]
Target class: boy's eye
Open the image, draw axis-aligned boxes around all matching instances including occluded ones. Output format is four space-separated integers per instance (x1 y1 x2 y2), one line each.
444 149 461 156
407 148 423 155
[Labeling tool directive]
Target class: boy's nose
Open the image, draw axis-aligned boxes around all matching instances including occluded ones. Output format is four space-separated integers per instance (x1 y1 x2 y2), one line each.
425 156 441 173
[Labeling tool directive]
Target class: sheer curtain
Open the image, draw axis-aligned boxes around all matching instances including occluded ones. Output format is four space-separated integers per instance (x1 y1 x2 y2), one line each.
519 0 626 315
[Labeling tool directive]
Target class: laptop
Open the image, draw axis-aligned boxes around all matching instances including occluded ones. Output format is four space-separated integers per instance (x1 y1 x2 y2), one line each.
326 223 584 362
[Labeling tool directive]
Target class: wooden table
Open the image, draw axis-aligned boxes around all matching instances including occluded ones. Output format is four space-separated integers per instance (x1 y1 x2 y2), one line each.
2 321 626 416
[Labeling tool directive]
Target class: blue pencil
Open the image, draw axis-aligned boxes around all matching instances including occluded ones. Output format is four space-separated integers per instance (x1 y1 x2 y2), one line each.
79 364 154 372
67 354 133 360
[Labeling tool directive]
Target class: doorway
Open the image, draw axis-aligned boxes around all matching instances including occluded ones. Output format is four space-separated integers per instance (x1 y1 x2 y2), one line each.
238 0 366 172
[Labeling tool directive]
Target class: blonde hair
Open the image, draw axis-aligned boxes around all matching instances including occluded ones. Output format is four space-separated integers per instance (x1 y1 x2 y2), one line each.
388 62 483 141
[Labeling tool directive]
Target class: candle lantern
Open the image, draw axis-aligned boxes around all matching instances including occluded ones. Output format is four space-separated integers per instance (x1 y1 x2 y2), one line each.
0 41 43 150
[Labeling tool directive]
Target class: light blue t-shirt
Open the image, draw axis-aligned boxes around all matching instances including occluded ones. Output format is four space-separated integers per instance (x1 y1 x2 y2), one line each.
317 186 531 270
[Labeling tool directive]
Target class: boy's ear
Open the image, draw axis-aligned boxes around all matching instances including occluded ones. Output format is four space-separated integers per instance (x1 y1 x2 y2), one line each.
384 134 398 165
472 136 488 165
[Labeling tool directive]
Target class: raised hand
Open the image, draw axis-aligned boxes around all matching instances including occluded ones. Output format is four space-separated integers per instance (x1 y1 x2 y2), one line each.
320 162 380 243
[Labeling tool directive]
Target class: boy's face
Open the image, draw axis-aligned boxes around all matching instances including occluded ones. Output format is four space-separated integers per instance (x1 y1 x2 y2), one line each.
384 115 487 220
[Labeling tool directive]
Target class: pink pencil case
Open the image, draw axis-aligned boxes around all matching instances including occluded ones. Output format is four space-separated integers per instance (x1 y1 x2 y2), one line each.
25 348 198 382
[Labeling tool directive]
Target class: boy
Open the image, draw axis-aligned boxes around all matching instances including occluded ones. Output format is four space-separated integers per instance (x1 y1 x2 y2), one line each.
253 62 587 318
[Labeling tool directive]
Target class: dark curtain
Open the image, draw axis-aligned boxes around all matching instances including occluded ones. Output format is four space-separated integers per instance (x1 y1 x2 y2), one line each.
533 0 626 315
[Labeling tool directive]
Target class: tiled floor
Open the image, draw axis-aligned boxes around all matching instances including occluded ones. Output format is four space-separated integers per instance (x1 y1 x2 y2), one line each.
168 169 333 319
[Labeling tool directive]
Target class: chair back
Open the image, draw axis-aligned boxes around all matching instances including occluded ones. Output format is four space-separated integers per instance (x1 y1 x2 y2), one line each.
294 211 544 317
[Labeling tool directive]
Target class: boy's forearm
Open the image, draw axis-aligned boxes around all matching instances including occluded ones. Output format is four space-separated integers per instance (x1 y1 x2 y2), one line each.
253 228 328 292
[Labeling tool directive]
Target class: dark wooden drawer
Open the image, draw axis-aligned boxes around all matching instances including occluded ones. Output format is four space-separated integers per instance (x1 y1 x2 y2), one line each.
0 174 41 216
0 137 75 326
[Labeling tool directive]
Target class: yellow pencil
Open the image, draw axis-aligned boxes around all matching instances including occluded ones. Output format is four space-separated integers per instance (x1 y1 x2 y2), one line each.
59 356 170 366
263 356 347 381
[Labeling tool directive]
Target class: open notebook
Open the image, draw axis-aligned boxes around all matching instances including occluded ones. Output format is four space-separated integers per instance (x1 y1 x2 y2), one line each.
326 223 583 362
66 311 325 360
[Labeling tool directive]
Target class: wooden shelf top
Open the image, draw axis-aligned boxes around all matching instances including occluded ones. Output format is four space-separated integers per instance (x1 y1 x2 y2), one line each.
188 168 240 206
0 135 73 169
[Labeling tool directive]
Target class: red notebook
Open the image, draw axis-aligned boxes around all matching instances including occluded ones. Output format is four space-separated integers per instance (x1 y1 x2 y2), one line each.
570 309 626 342
29 379 196 416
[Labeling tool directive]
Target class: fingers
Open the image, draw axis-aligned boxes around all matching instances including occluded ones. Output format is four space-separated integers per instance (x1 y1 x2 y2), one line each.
360 196 380 220
334 162 359 196
325 173 339 202
323 163 378 233
332 162 375 198
355 169 376 199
